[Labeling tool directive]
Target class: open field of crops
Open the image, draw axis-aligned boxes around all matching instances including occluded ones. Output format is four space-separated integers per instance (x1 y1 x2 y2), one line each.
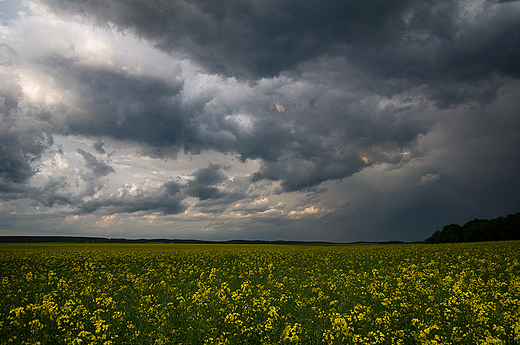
1 241 520 344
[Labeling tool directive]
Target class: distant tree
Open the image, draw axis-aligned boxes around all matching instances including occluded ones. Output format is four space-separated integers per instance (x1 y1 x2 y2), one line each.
425 212 520 243
424 224 462 243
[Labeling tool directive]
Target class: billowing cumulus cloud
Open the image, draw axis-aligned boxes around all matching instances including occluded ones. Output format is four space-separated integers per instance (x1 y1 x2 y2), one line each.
0 0 519 241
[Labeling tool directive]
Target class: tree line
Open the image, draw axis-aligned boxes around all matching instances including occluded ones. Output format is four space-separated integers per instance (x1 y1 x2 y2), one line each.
425 212 520 243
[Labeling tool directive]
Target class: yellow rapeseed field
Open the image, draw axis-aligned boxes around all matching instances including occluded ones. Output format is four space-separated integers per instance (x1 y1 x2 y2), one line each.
1 242 519 344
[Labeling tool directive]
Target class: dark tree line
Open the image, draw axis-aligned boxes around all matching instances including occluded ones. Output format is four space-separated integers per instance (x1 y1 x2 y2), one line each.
0 236 337 245
425 212 520 243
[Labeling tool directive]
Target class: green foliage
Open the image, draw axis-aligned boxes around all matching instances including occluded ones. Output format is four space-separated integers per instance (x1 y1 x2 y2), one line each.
1 242 520 344
425 212 520 243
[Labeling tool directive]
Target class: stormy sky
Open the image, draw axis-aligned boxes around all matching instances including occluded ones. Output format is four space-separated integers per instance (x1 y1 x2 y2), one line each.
1 0 519 242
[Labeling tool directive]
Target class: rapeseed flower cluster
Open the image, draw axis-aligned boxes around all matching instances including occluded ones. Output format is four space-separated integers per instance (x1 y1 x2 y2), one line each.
1 241 519 344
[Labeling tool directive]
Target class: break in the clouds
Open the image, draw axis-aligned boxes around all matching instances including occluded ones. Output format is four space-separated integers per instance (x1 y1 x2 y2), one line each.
1 0 520 241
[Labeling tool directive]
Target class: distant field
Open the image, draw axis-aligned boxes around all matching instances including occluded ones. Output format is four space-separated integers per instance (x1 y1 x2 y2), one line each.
1 242 519 344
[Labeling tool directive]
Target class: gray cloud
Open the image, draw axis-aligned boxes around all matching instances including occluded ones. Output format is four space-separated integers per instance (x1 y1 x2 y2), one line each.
37 176 75 208
36 0 408 79
1 0 519 241
54 66 187 147
184 163 250 212
0 83 53 190
92 140 106 154
418 173 440 186
6 0 517 194
76 149 115 177
25 175 187 216
78 180 186 215
0 130 36 185
36 0 520 83
185 163 227 200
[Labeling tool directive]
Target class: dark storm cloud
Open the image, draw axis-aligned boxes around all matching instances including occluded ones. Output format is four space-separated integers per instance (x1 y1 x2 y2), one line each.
2 0 520 237
36 0 409 79
0 80 53 190
26 0 519 194
55 66 188 148
37 54 385 193
37 0 520 82
0 130 36 185
45 61 245 159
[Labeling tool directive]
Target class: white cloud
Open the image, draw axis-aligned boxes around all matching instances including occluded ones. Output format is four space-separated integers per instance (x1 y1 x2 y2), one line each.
289 205 325 219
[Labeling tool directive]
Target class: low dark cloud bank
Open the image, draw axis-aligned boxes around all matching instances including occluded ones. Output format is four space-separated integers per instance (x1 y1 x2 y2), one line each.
1 0 520 240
